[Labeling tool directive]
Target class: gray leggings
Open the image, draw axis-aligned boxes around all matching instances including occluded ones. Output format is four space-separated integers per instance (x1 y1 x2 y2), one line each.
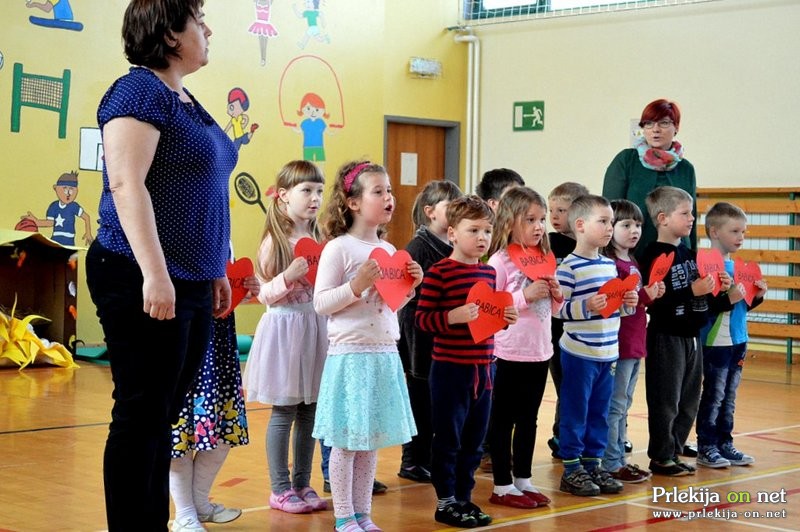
267 402 317 493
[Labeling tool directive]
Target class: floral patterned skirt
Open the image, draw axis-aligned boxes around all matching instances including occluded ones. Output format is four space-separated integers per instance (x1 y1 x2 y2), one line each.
170 314 249 457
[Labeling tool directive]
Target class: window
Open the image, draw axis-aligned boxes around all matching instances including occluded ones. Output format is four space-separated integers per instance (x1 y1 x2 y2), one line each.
463 0 718 23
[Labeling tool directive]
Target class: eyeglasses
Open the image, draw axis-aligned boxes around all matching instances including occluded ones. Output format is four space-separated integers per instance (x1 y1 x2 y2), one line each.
642 120 674 129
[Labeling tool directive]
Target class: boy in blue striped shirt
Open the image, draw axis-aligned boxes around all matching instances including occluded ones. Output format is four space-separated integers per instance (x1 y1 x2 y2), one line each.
556 195 638 496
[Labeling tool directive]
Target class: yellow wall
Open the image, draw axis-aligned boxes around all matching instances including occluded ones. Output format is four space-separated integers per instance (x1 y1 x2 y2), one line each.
0 0 467 344
475 0 800 195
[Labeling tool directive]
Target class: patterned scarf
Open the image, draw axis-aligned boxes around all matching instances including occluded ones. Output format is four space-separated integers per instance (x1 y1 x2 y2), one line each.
635 136 684 171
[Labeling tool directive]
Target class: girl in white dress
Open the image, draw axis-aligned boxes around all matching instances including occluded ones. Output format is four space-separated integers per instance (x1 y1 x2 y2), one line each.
243 160 328 514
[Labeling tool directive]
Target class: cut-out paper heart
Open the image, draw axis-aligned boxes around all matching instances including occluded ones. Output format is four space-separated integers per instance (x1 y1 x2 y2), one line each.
597 273 640 319
221 257 254 318
294 237 327 285
734 258 763 306
508 243 557 280
697 248 725 296
369 248 414 311
648 251 674 286
466 281 514 343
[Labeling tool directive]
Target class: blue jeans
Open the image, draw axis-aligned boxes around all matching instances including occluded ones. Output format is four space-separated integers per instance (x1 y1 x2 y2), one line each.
603 358 640 471
696 343 747 450
558 352 613 462
319 440 331 480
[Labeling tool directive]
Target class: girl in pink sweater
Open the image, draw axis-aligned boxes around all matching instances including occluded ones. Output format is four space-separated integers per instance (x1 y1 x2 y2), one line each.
486 187 563 509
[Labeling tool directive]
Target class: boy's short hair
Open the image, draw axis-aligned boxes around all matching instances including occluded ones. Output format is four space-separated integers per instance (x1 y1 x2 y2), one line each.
447 195 494 228
705 201 747 237
548 181 590 203
568 194 611 233
645 186 693 225
475 168 524 201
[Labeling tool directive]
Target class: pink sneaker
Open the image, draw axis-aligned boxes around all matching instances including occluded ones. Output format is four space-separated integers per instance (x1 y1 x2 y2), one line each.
269 489 312 514
295 486 328 511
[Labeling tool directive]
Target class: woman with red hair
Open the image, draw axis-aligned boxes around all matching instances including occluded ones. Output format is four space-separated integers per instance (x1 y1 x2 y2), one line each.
603 99 697 259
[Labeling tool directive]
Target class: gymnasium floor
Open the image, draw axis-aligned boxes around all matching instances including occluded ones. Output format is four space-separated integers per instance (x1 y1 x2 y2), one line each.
1 353 798 531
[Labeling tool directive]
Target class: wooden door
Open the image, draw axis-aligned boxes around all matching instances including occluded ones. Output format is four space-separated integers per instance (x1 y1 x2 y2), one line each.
385 122 447 249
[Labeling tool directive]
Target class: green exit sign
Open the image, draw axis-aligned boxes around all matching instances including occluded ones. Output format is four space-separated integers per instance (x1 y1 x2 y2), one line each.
513 101 544 131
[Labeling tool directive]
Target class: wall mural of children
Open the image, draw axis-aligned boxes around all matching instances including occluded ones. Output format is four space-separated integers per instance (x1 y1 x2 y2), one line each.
279 56 345 165
224 87 259 151
293 0 330 49
249 0 278 67
292 92 332 164
26 0 84 32
20 171 93 246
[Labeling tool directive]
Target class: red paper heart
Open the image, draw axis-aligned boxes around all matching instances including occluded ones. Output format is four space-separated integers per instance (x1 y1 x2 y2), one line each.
294 237 327 285
597 274 640 319
697 248 725 296
734 258 763 306
466 281 514 343
221 257 254 318
648 251 674 286
508 243 557 280
369 248 414 311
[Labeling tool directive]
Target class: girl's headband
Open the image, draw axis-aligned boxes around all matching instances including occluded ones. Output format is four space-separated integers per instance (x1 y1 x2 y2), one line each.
343 162 371 193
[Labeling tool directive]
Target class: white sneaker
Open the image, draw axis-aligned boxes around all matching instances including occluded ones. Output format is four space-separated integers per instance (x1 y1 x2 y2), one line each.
197 502 242 524
171 516 206 532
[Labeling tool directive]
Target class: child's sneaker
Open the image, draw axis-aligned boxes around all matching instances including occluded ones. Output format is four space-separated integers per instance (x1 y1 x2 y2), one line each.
295 486 328 511
171 516 206 532
649 459 690 477
489 491 537 509
197 502 242 523
269 489 313 514
460 501 492 526
697 447 731 468
720 442 755 466
673 456 696 474
560 467 600 496
610 464 651 483
335 517 365 532
434 503 478 528
372 479 388 494
521 488 551 506
589 468 623 494
547 437 562 459
624 440 633 453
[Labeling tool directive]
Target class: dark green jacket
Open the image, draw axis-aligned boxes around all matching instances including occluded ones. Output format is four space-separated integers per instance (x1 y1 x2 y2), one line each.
603 148 697 260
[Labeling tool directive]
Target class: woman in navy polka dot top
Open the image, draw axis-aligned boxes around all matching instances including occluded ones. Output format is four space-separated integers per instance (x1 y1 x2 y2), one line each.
84 1 238 530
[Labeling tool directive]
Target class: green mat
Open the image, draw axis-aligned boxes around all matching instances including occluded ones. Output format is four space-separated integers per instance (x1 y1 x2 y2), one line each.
75 345 109 365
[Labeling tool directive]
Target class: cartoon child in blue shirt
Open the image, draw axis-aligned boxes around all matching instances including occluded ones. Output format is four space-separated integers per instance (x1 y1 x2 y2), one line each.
22 171 93 246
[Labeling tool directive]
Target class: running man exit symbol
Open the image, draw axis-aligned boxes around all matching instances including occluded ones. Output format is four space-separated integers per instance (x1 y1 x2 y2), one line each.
513 101 544 131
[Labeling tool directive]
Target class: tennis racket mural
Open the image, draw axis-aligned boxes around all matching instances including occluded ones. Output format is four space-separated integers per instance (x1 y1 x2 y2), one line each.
278 55 345 164
233 172 267 213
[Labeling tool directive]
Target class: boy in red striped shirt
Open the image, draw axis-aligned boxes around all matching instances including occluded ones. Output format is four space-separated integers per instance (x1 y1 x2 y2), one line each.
416 195 518 528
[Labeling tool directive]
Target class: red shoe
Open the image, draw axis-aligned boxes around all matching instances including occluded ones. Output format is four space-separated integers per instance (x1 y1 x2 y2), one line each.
250 123 260 133
489 491 538 509
522 489 551 506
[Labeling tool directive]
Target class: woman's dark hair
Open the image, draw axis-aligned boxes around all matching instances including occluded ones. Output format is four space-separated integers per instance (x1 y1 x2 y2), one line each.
122 0 205 69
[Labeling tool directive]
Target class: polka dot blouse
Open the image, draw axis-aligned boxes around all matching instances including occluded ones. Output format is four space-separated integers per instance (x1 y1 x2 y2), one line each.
96 67 238 281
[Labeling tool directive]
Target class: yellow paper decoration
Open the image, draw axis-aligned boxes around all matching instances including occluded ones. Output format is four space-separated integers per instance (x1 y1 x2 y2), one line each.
0 296 79 369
